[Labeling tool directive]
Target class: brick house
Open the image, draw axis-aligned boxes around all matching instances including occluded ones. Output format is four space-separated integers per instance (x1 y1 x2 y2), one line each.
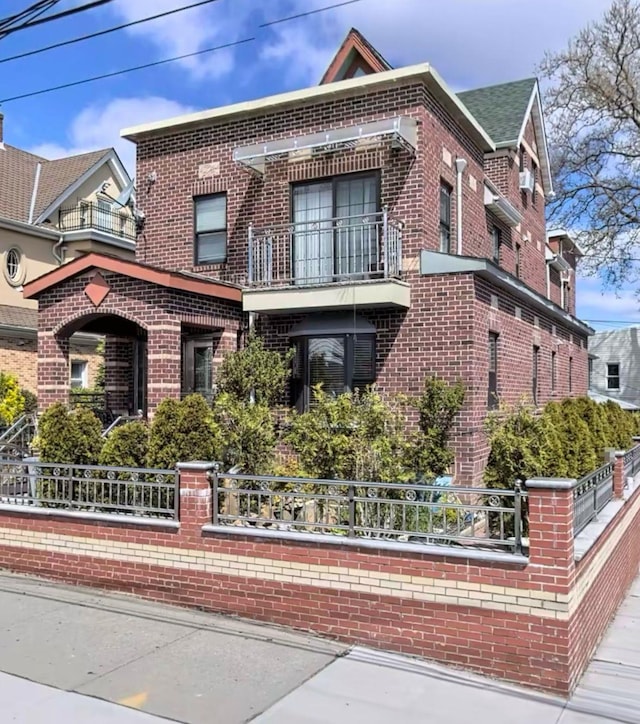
0 114 136 391
24 29 591 482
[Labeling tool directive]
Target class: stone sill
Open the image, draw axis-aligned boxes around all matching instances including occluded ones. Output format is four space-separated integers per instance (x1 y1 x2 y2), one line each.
0 503 180 529
574 477 640 562
202 524 529 565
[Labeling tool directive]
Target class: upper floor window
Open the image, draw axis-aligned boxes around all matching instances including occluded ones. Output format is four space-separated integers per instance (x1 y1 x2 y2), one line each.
607 363 620 390
515 243 522 279
532 345 540 405
491 226 501 264
531 160 538 205
439 182 452 253
561 280 570 311
569 356 573 393
519 146 526 173
551 350 557 393
194 193 227 265
4 247 22 286
588 357 594 388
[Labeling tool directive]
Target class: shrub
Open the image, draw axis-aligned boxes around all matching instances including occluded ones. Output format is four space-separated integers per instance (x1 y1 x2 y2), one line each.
37 403 103 465
0 372 25 426
99 421 149 467
20 388 37 415
286 386 411 483
602 400 635 450
213 393 276 474
405 376 465 479
216 334 294 406
147 394 221 469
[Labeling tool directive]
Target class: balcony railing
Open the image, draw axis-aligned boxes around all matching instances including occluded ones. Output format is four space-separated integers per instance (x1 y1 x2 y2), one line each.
58 202 137 241
248 208 402 287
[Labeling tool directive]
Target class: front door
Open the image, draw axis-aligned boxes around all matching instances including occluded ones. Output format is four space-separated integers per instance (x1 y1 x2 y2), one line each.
183 337 214 400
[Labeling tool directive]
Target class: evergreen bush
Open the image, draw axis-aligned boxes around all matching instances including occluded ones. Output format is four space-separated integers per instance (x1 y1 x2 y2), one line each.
37 403 103 465
0 372 25 427
99 421 149 468
20 388 37 415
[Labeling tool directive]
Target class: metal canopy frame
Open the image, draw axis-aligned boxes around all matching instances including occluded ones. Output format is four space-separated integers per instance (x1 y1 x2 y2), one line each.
483 184 522 228
232 116 418 174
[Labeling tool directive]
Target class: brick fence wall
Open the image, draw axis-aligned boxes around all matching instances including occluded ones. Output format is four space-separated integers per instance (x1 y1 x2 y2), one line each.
0 457 638 695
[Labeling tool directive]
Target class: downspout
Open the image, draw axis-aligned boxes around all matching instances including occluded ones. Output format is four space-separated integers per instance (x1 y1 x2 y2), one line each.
455 158 467 255
546 261 551 299
52 234 65 264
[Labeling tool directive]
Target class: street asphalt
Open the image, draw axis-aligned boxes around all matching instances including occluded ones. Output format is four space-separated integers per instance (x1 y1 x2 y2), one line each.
0 571 638 723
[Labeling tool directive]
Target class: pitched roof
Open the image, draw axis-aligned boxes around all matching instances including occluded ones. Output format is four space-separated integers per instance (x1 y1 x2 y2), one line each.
0 304 38 331
33 149 111 221
320 27 392 84
0 144 111 225
457 78 537 146
0 145 45 223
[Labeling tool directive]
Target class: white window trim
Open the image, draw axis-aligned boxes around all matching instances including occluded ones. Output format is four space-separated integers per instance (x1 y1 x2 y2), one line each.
70 360 89 389
606 362 621 391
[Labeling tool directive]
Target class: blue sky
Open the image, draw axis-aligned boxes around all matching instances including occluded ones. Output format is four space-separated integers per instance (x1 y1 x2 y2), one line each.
0 0 625 326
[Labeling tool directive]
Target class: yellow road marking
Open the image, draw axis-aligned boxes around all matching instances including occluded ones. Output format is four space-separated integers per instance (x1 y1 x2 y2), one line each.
118 691 148 709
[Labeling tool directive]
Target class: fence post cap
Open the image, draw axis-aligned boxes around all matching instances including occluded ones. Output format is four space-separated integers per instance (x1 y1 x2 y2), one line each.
526 478 576 490
176 461 219 472
614 450 628 458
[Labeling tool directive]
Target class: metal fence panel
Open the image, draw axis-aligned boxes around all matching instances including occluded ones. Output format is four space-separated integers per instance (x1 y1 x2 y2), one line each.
0 462 178 520
573 462 614 535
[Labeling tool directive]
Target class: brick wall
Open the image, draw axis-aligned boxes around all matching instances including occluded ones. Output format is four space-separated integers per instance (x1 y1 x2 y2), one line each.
0 463 638 696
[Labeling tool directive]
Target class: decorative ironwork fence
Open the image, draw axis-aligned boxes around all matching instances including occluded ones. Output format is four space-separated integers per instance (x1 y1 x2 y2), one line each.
0 462 178 519
573 462 614 535
209 470 526 554
624 444 640 480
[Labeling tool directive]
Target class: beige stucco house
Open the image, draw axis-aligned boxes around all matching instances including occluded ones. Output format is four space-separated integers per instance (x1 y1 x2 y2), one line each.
0 113 135 392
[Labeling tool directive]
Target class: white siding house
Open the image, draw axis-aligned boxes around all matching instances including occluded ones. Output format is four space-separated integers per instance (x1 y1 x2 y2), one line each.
589 327 640 410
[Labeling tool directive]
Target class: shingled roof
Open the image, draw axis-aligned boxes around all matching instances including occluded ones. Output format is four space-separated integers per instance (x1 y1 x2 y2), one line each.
457 78 537 147
0 143 111 225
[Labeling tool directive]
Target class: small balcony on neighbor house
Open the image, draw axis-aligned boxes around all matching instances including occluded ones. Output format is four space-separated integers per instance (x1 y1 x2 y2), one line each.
244 207 409 313
57 200 137 243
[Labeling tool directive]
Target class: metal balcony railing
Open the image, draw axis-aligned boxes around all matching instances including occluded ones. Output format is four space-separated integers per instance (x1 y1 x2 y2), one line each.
248 208 402 287
58 202 137 241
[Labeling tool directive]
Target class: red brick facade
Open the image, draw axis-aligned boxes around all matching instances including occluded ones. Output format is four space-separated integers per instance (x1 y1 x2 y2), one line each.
0 462 637 695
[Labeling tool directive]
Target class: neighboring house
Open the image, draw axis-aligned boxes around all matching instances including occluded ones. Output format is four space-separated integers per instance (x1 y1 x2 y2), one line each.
589 327 640 411
0 113 135 392
24 29 592 482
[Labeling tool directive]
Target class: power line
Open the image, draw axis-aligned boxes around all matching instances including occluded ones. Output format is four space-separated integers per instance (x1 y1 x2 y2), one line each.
0 0 115 38
259 0 363 28
0 0 223 66
0 37 255 103
0 1 60 32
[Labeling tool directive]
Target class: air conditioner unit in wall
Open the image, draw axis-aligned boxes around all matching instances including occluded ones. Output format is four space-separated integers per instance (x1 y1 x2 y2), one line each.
519 169 535 193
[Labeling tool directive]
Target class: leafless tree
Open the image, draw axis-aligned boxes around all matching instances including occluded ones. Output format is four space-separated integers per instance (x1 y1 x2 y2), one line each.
541 0 640 287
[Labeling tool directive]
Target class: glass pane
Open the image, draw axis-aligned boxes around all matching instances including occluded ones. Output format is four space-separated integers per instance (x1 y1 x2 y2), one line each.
309 337 345 399
196 195 226 232
193 346 213 394
292 183 333 284
335 176 378 276
197 231 227 263
353 336 375 380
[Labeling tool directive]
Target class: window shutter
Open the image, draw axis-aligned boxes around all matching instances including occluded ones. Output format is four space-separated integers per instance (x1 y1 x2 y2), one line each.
353 335 375 389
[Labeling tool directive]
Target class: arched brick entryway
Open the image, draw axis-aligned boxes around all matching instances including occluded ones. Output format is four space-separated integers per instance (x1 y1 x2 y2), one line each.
24 253 242 417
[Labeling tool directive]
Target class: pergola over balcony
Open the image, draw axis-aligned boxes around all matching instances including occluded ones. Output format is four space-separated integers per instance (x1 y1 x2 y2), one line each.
232 116 418 175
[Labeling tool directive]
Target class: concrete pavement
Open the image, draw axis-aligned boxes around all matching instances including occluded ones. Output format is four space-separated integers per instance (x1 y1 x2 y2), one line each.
0 571 639 723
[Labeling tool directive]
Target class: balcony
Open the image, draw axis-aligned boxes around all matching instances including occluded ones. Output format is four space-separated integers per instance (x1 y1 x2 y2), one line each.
58 202 137 242
243 209 410 313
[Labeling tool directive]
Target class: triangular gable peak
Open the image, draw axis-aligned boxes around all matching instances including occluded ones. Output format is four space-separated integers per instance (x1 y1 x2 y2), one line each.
320 28 392 84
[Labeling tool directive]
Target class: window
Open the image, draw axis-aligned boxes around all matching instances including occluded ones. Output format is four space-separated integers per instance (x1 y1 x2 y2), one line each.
588 357 594 389
488 333 499 410
5 247 21 284
292 173 379 282
515 243 521 279
290 320 376 411
531 160 538 205
569 356 573 393
561 280 570 311
551 351 557 393
532 346 539 405
70 360 88 389
439 182 452 253
607 363 621 390
491 226 501 264
194 193 227 265
519 145 526 173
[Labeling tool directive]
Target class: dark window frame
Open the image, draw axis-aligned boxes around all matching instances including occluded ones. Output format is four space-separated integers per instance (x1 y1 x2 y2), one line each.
488 332 499 410
491 226 501 264
193 192 228 265
551 350 557 393
569 356 573 393
515 243 522 279
531 159 538 205
607 363 621 390
439 181 453 254
532 345 540 406
291 332 377 412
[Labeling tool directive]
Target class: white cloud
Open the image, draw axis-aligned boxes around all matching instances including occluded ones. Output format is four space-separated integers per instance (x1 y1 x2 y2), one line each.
29 96 196 175
577 276 640 324
109 0 257 81
261 0 612 87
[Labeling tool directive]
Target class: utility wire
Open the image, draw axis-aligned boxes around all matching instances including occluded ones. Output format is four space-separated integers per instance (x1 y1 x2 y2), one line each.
0 1 59 32
0 0 115 38
259 0 363 27
0 0 223 65
0 37 255 103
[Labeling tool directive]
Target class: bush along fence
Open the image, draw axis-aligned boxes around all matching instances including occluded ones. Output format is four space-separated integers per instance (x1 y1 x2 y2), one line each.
0 441 639 695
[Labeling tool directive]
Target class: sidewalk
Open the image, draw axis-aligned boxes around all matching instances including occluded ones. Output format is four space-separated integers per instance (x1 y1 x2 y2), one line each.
0 571 638 723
